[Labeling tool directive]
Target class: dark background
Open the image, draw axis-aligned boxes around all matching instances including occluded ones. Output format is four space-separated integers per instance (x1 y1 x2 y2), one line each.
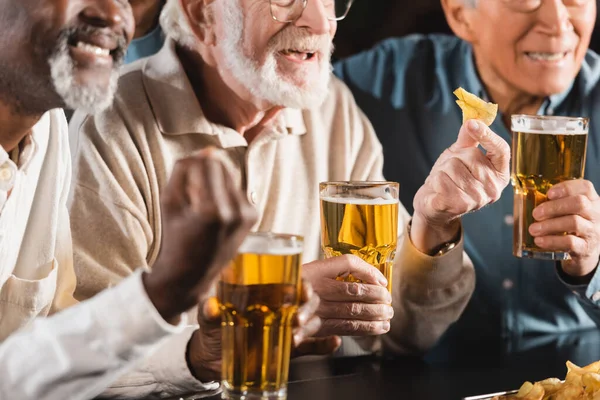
332 0 600 60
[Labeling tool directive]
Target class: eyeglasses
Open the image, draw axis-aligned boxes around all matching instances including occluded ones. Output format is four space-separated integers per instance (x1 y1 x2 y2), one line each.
501 0 592 13
269 0 354 23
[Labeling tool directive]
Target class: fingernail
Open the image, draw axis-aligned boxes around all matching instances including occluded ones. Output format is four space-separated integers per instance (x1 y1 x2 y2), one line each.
294 334 303 345
532 206 544 220
534 237 545 247
297 313 307 325
378 277 388 287
381 321 391 332
386 306 394 319
529 223 541 235
468 119 480 132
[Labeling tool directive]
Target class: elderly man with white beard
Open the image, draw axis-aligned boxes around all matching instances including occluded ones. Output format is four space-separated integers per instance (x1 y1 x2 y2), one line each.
68 0 510 396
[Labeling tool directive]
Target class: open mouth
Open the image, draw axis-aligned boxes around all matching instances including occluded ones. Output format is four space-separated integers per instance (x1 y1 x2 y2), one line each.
525 51 569 62
280 49 317 61
74 41 111 57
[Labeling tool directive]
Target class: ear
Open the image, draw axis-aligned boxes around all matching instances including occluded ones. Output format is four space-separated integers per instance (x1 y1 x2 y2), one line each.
440 0 478 44
180 0 217 45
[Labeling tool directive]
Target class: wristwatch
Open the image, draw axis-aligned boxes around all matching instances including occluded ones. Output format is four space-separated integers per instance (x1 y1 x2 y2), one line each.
407 220 461 257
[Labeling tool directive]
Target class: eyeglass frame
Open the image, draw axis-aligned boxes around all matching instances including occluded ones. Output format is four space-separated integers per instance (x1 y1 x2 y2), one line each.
269 0 354 23
500 0 592 13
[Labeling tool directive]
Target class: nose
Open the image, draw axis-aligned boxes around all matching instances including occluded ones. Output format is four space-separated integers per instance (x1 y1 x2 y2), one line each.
294 0 332 35
535 0 574 36
79 0 126 30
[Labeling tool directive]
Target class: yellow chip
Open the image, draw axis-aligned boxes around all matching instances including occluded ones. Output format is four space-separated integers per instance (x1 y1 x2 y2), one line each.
454 87 498 126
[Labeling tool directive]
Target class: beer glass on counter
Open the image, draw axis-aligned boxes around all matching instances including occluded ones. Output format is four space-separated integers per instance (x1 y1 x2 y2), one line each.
511 115 589 260
219 232 303 400
319 182 399 293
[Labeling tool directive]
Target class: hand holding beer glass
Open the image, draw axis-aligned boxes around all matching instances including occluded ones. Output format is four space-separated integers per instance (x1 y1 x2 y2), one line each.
511 115 589 260
218 233 320 400
319 182 399 293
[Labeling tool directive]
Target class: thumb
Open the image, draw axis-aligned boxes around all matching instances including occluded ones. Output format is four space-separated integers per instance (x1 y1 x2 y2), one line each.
453 119 510 175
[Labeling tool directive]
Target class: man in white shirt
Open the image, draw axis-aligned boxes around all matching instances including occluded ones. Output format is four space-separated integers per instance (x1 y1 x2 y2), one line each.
0 0 322 399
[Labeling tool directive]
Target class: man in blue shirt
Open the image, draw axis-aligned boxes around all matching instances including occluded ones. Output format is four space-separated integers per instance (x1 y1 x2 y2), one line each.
124 0 165 64
334 0 600 351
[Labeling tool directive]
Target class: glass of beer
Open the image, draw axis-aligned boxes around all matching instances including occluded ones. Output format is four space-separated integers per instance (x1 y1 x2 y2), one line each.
219 232 303 400
319 182 399 292
511 115 589 260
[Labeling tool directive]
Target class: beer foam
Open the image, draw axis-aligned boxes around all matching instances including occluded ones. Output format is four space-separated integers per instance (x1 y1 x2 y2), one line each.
515 129 588 135
239 234 303 255
321 196 399 205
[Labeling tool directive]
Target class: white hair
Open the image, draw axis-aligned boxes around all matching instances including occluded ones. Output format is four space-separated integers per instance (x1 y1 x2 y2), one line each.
218 0 332 109
160 0 199 49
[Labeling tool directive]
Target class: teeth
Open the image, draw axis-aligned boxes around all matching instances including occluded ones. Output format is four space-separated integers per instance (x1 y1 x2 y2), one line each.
527 52 566 61
282 49 315 61
76 42 110 57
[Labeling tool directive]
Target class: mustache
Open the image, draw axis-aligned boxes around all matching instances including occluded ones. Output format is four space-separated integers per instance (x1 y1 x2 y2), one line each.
270 27 333 56
53 24 128 65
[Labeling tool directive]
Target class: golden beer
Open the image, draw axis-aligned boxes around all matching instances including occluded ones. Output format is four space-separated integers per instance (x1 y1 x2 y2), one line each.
219 233 302 400
511 115 589 260
319 182 399 292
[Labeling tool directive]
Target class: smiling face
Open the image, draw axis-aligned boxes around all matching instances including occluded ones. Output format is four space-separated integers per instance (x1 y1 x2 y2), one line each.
210 0 337 109
0 0 134 115
463 0 595 97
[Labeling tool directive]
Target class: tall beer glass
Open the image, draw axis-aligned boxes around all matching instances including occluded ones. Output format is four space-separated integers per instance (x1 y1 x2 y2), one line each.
219 232 303 400
319 182 399 292
511 115 589 260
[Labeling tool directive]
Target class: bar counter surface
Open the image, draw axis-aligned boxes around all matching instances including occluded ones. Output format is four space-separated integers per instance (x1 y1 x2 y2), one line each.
182 329 600 400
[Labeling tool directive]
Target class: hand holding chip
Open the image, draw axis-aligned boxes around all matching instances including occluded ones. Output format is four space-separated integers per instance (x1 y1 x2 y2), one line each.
411 88 510 255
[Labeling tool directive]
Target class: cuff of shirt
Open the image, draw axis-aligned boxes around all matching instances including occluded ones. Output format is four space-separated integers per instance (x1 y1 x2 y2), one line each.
91 269 187 359
150 325 221 396
395 220 467 289
556 260 600 306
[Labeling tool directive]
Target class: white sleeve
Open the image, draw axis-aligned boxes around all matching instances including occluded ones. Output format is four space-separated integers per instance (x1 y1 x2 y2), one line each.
0 269 193 400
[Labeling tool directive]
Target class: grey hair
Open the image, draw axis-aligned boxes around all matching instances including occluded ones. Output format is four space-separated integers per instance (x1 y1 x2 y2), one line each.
159 0 199 49
464 0 477 7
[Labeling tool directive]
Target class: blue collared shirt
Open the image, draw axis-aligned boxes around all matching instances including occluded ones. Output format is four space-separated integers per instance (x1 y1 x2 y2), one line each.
124 25 165 65
334 34 600 348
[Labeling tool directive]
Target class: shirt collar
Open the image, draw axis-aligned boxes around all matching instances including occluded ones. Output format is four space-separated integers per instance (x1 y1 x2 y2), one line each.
142 38 306 146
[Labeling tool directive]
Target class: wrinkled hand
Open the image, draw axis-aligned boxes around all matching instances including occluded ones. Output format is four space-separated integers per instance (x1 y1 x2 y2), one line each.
303 255 393 336
187 280 338 382
143 148 258 323
411 120 511 254
529 180 600 279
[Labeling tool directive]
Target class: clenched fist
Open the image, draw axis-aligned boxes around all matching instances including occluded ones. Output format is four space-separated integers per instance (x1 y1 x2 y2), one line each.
143 148 258 323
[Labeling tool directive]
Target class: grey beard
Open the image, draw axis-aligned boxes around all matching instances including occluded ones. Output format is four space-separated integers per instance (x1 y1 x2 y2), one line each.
48 40 121 114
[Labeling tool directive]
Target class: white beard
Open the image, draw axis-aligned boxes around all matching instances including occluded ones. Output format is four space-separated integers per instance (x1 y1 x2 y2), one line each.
48 38 120 113
218 0 332 110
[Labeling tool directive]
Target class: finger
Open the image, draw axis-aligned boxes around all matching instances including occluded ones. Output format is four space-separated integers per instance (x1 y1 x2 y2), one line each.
548 179 600 201
317 319 391 337
199 297 221 326
317 302 394 321
314 279 392 304
292 336 341 358
304 255 388 286
454 120 510 176
534 235 588 257
529 215 594 238
294 315 322 345
441 148 504 201
532 195 595 221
